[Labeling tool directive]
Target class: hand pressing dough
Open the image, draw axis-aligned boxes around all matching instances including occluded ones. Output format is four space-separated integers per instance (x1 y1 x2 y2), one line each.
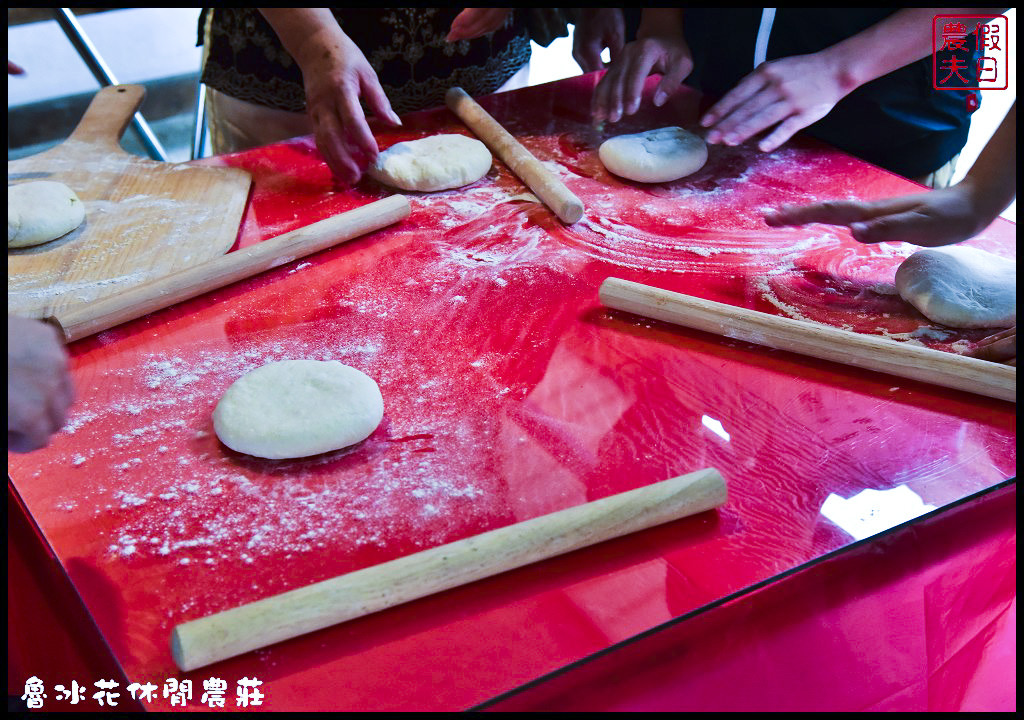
895 246 1015 329
599 126 708 183
213 360 384 459
8 181 86 248
368 134 492 192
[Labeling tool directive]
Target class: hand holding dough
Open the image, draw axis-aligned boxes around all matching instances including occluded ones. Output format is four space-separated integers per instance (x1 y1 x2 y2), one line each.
8 181 86 248
367 134 492 192
598 127 708 183
213 360 384 459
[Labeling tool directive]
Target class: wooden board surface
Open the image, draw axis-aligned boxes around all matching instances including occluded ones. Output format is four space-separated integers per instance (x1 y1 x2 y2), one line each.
7 85 252 320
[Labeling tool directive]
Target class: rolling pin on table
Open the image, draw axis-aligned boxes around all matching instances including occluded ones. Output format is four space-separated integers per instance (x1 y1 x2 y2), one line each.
599 277 1016 403
172 468 727 671
446 86 585 224
51 195 412 342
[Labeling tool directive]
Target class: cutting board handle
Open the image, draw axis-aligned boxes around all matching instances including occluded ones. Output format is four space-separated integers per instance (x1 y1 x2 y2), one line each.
66 84 146 150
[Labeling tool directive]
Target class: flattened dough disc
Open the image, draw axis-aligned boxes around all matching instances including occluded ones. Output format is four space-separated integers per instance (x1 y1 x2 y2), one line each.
368 134 492 192
895 246 1015 329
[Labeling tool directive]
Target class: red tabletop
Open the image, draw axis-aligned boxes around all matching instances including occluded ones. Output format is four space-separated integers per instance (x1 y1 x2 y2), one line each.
8 73 1016 711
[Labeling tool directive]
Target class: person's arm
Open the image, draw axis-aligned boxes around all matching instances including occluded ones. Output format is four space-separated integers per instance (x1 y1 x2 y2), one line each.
957 109 1017 367
592 9 693 123
8 316 74 453
764 101 1016 245
952 98 1017 227
702 8 1008 151
258 9 401 184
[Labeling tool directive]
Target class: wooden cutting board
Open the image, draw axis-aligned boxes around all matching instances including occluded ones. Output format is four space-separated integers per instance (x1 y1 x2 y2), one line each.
8 84 252 320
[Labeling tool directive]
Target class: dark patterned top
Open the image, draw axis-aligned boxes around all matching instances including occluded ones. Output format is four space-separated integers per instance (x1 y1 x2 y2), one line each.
199 8 534 115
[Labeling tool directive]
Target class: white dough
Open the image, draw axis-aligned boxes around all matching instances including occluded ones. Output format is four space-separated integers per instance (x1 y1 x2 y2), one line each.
8 180 86 248
213 360 384 459
895 246 1016 329
598 126 708 183
368 134 492 192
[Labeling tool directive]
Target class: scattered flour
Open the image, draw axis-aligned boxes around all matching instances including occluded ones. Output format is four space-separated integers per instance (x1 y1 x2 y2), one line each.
48 334 495 567
23 125 1007 581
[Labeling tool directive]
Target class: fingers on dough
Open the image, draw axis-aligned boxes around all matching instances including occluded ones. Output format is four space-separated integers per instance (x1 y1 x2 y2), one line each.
368 134 492 192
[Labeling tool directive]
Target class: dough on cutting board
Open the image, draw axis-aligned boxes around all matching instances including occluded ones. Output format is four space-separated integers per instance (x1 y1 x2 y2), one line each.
895 246 1016 329
213 360 384 459
367 134 492 192
8 180 86 248
598 126 708 183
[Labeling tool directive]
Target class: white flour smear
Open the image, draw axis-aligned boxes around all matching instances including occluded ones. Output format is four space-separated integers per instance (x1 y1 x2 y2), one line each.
52 334 495 567
34 136 1005 573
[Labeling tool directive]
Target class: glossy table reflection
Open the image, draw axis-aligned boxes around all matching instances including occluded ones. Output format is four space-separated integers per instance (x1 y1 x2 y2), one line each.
7 74 1016 711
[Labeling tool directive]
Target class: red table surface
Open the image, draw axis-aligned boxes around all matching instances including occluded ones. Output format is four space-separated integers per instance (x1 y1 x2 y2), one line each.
480 481 1016 712
7 74 1016 711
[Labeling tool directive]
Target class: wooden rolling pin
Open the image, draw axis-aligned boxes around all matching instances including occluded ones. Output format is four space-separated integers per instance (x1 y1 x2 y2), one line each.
445 86 584 224
599 277 1016 403
51 195 410 342
171 467 726 671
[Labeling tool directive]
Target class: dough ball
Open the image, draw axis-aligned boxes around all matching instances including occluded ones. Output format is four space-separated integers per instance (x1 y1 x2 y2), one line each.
598 126 708 183
895 246 1015 329
368 134 492 192
8 181 86 248
213 360 384 459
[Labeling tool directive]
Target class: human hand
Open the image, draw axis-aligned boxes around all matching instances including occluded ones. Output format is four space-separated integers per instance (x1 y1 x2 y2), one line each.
763 185 991 247
446 8 512 42
965 326 1016 366
8 316 74 453
9 60 25 75
295 27 402 184
700 52 856 152
572 9 625 74
592 33 694 123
